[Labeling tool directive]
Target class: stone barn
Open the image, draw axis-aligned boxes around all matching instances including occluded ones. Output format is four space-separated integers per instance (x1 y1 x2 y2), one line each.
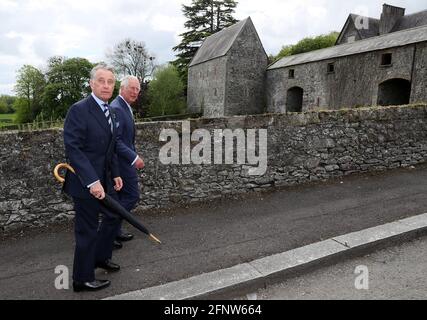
266 4 427 112
187 17 268 118
266 25 427 113
266 4 427 113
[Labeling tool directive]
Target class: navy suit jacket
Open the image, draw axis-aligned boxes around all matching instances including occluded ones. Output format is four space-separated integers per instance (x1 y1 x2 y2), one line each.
110 96 138 179
63 95 120 199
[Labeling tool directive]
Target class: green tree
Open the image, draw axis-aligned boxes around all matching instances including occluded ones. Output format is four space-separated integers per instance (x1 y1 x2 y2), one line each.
147 64 186 117
0 95 17 113
13 98 32 124
14 65 46 122
173 0 239 86
273 31 339 62
0 100 7 114
41 56 93 119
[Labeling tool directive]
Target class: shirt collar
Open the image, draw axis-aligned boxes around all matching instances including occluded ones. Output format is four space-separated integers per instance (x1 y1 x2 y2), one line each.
91 92 108 110
119 95 133 115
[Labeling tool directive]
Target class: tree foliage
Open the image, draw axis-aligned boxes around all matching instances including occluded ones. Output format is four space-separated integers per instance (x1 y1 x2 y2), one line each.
147 64 186 117
273 31 339 63
0 95 16 114
14 65 46 121
12 57 93 123
173 0 239 85
13 98 33 124
41 56 93 119
0 100 7 114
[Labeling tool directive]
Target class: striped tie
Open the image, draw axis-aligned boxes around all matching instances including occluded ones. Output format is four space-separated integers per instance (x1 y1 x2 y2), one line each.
103 103 113 133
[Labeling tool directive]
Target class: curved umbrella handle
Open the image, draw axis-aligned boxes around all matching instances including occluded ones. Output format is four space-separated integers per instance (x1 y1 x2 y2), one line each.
53 163 75 184
53 162 162 245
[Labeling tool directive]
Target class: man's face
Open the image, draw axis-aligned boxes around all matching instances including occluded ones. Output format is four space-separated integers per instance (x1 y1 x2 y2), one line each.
120 78 141 105
90 69 115 102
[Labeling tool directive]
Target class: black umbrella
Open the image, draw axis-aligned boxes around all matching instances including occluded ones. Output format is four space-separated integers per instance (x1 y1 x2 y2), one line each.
54 163 161 244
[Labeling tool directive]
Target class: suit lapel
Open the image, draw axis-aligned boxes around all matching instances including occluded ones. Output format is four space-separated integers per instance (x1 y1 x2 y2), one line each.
118 96 136 145
88 95 111 135
118 96 133 121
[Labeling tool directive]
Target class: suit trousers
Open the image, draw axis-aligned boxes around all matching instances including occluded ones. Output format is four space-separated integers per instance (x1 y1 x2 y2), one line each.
72 194 121 282
117 176 140 235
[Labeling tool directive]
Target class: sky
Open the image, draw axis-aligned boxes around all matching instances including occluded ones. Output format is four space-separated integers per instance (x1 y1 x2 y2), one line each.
0 0 426 95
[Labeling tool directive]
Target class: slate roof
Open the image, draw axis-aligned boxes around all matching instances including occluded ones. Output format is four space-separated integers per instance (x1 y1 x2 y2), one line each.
336 14 379 45
354 15 380 39
392 9 427 31
336 8 427 45
268 25 427 70
189 18 249 67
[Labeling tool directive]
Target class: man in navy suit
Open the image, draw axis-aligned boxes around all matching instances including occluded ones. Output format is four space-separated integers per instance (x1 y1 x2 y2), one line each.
63 64 124 292
110 76 144 246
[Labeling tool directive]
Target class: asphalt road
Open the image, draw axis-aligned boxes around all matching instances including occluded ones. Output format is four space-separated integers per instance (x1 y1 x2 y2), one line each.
236 235 427 300
1 165 427 300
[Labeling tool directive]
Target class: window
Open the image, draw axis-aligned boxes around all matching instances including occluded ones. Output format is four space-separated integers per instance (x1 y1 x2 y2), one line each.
288 69 295 79
381 53 392 66
327 63 335 74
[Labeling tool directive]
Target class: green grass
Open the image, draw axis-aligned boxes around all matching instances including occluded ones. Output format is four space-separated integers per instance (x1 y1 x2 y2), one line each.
0 113 16 126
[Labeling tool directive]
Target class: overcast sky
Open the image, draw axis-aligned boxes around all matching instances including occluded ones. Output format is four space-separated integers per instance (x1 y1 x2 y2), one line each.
0 0 426 95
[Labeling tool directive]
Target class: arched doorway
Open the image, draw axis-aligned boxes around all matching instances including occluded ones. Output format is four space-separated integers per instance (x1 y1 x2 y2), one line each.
377 78 411 106
286 87 303 112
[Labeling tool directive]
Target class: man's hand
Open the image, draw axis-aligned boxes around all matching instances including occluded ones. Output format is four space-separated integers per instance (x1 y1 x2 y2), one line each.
134 156 145 170
90 181 105 200
114 177 123 191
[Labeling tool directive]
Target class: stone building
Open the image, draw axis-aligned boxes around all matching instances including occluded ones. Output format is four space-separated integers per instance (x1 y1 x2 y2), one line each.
187 17 268 118
187 4 426 117
266 4 427 113
266 25 427 113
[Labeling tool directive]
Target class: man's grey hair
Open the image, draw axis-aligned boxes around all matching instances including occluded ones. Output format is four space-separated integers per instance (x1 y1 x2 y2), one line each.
120 75 140 89
90 63 116 80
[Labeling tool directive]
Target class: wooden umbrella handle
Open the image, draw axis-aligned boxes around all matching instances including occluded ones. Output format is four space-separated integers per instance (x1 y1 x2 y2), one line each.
53 163 75 184
54 162 162 245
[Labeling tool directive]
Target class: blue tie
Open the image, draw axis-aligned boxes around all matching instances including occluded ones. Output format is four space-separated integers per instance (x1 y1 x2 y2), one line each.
103 103 113 133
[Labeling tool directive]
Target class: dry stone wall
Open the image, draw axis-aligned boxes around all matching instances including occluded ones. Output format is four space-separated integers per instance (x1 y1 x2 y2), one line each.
1 104 426 232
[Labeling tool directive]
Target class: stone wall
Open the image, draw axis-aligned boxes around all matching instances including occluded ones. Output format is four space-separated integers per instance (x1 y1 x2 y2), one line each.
187 56 228 116
0 130 71 231
411 42 427 104
1 104 427 232
224 18 268 116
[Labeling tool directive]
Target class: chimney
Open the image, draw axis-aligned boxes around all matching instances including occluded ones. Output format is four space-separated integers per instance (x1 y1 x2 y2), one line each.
379 3 405 34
